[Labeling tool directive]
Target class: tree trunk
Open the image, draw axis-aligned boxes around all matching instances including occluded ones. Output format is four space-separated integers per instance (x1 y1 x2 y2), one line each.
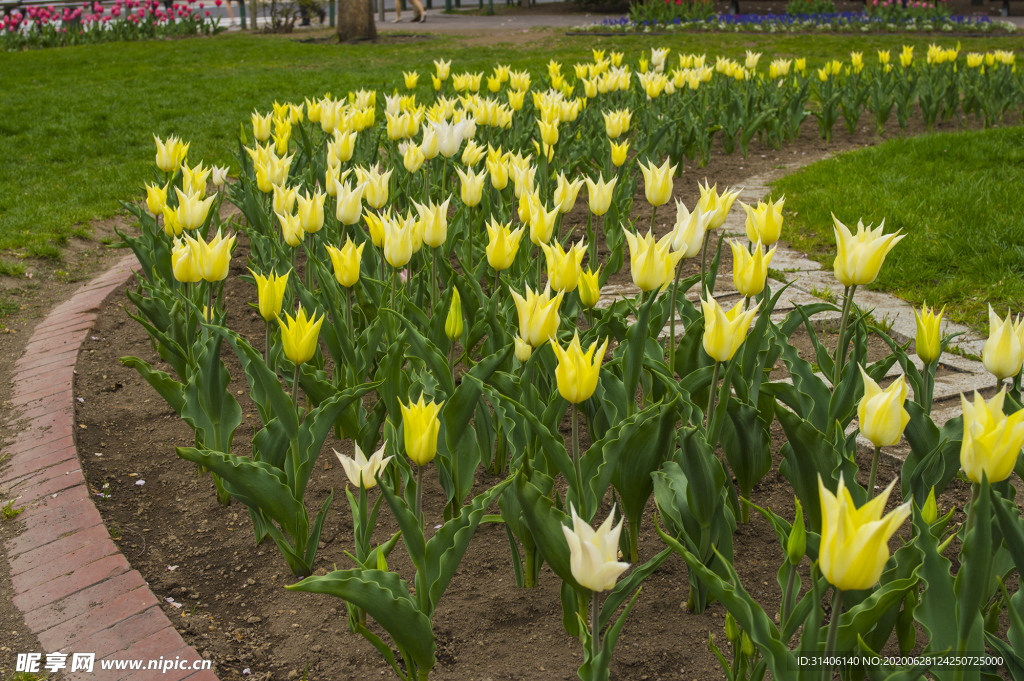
337 0 376 41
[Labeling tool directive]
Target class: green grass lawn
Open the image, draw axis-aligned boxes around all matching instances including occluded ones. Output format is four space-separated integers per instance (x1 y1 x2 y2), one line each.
771 127 1024 331
2 29 1024 258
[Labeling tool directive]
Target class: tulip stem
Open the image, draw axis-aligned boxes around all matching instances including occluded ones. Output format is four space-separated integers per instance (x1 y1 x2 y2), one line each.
590 590 601 662
649 205 657 233
699 230 712 286
430 247 438 319
205 283 213 339
345 286 353 335
782 564 796 626
832 284 857 389
867 445 881 498
265 319 272 369
669 260 684 378
923 363 934 414
415 464 425 527
822 589 844 681
572 403 583 501
705 361 721 430
291 365 300 423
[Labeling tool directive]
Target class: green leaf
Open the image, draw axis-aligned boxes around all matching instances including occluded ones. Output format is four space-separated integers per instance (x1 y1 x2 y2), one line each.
120 356 185 415
513 467 581 592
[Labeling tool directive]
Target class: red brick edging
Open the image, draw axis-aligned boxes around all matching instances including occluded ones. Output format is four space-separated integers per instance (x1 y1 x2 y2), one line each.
1 254 220 681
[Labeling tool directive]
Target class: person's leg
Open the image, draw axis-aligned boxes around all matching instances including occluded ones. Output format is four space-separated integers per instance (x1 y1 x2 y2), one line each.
225 0 235 23
410 0 423 19
392 0 401 21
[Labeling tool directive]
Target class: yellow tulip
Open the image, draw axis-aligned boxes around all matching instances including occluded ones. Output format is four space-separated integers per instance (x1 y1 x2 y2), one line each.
181 161 210 198
537 119 559 147
278 305 324 366
528 196 559 247
173 187 216 232
818 474 910 592
513 163 537 199
514 335 532 362
365 210 386 248
145 182 168 216
355 166 392 210
507 89 525 112
553 173 584 215
510 284 564 348
249 268 289 321
273 121 291 156
277 211 304 248
579 267 601 309
551 331 609 404
740 196 785 245
326 239 364 288
602 109 631 139
154 134 189 173
296 189 326 234
401 395 444 467
171 237 201 283
697 181 740 230
162 205 182 237
456 166 485 208
624 230 685 293
832 215 905 287
335 441 392 489
639 158 676 208
434 58 451 81
486 155 509 191
403 142 426 174
729 240 776 298
404 71 419 89
857 366 910 448
184 228 236 283
541 239 586 293
272 183 298 217
878 50 890 65
795 58 807 74
914 304 944 364
562 503 629 593
983 305 1023 381
670 201 716 259
251 111 273 142
381 212 416 269
610 140 629 167
335 181 367 226
584 174 618 217
461 140 486 168
960 389 1024 484
328 130 357 165
445 287 463 341
413 197 451 249
485 219 525 272
700 293 757 362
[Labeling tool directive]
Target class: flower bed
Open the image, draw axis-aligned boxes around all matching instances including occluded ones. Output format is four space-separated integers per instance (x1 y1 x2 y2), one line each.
0 0 224 51
102 45 1024 681
578 11 1009 33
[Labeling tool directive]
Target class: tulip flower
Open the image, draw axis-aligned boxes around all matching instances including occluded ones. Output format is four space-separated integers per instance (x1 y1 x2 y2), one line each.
171 238 201 284
553 173 584 214
174 187 216 232
624 229 685 293
401 394 444 520
433 119 467 159
211 165 229 188
456 166 485 207
818 474 910 592
697 181 740 231
162 206 183 238
579 266 601 309
181 161 210 198
278 305 324 371
434 58 451 81
355 166 392 210
729 239 776 299
486 155 509 191
513 163 537 199
277 211 304 249
510 284 564 348
154 134 188 173
336 442 392 490
740 196 785 245
639 157 676 209
610 140 629 167
562 503 629 593
670 202 715 260
485 219 525 273
983 305 1023 382
528 196 559 248
832 215 905 288
328 130 357 165
414 197 451 249
187 228 236 283
296 189 325 234
512 335 532 363
915 303 944 365
326 239 364 288
403 71 419 89
960 389 1024 484
858 365 910 495
272 184 298 217
335 181 367 226
402 142 426 174
584 174 618 217
701 292 756 364
145 182 168 216
381 212 416 269
551 331 608 406
249 268 289 321
541 239 586 293
537 119 559 147
461 140 486 168
445 287 463 342
251 111 273 142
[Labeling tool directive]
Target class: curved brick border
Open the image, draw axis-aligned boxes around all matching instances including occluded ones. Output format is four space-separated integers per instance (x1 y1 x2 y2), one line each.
1 254 220 681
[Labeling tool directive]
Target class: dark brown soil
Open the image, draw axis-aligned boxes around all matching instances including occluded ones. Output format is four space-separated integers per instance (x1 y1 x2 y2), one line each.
72 111 1016 681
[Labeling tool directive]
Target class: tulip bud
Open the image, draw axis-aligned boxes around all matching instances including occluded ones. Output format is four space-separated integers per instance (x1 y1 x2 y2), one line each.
445 288 463 341
921 487 938 525
249 268 289 321
915 304 944 365
857 366 910 449
610 140 629 167
787 498 806 566
579 267 601 309
724 612 739 643
740 632 754 658
514 335 532 362
983 306 1023 381
401 395 444 467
